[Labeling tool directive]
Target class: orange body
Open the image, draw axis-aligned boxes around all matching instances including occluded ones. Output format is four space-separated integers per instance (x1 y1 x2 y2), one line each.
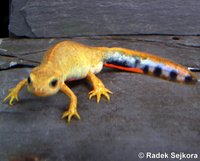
3 41 198 123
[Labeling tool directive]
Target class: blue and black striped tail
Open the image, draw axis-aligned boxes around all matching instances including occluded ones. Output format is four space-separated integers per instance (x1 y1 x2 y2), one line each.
103 49 198 84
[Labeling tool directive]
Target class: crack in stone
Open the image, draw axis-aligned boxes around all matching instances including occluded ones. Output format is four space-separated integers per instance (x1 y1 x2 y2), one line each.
0 51 39 71
0 52 20 58
0 50 40 63
0 62 36 71
81 35 200 49
176 42 200 49
19 49 46 56
128 38 200 50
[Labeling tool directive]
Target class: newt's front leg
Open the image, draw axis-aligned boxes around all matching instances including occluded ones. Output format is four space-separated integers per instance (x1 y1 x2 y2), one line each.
86 71 112 103
3 79 27 105
60 83 80 123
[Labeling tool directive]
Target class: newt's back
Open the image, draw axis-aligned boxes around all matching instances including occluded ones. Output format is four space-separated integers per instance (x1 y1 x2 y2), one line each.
41 41 106 80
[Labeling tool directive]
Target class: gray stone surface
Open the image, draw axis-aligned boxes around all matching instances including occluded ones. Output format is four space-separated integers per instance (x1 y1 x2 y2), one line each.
0 36 200 161
9 0 200 37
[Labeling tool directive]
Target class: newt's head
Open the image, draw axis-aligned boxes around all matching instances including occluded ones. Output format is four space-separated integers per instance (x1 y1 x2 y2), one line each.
27 66 62 97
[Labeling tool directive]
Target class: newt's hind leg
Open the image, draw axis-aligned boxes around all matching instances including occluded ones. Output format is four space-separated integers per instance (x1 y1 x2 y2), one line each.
86 71 112 103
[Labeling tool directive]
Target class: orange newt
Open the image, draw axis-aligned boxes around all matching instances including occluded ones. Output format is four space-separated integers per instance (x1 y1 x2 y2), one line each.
3 41 198 123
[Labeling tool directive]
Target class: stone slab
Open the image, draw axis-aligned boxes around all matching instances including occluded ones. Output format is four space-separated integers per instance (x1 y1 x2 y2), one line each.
9 0 200 37
0 37 200 161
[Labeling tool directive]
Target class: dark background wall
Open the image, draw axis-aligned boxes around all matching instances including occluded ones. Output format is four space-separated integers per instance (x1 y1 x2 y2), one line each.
0 0 9 37
8 0 200 38
1 1 200 38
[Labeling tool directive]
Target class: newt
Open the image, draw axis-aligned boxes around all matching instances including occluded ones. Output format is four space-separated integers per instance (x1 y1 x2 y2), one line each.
3 41 198 123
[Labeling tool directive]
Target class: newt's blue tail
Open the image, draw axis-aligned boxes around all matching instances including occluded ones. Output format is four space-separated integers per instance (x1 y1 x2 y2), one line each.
103 47 197 84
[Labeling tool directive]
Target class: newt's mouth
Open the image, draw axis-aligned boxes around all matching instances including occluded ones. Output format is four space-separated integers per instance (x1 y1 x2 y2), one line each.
32 91 49 97
28 87 51 97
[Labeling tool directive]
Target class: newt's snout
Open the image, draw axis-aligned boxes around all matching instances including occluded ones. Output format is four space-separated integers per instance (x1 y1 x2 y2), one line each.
28 86 52 97
27 71 60 97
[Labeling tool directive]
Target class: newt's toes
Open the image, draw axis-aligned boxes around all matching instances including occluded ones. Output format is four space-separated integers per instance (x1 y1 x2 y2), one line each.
88 87 112 103
62 110 81 123
3 90 19 106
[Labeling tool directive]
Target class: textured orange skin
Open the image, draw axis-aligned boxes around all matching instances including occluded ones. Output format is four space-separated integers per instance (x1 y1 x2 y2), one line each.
3 41 197 123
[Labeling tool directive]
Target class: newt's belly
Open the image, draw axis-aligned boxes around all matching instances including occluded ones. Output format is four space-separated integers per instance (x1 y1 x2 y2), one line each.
65 65 90 81
64 62 103 81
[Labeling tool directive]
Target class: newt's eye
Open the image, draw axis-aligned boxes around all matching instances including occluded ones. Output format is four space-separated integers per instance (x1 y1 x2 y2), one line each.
27 76 32 84
50 79 58 87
